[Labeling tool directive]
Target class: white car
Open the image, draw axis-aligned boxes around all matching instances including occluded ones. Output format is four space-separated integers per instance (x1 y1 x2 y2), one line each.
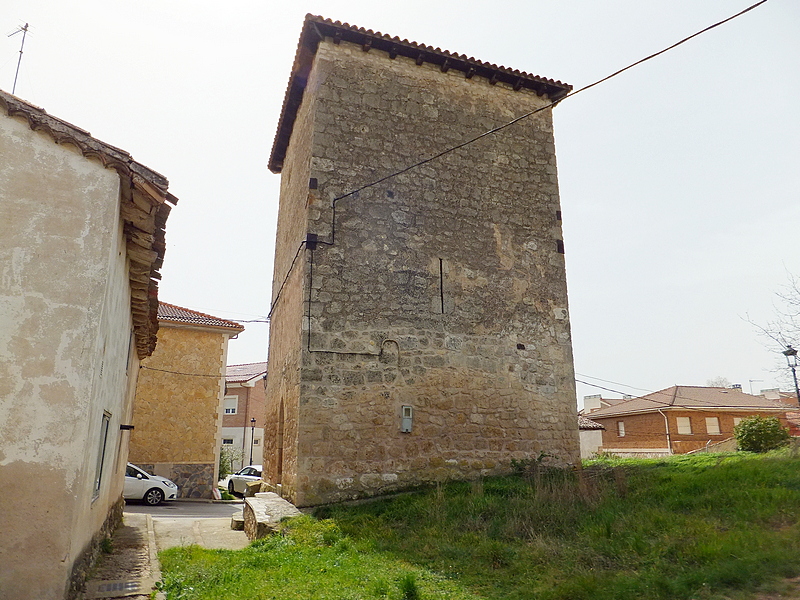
124 463 179 505
228 465 263 496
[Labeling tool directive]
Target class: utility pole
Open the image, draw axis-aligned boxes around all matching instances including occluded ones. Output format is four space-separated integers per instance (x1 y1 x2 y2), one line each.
9 23 29 95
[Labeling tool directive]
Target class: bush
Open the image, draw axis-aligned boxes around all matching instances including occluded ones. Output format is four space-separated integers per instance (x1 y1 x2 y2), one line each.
734 416 790 453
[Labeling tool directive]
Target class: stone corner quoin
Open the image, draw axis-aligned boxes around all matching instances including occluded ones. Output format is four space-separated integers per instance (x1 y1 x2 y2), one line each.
264 17 579 507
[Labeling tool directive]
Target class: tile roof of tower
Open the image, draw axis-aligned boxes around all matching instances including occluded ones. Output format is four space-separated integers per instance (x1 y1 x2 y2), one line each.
269 14 573 173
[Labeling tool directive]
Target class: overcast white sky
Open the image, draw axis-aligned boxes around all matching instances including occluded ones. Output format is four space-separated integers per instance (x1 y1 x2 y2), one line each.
3 1 798 406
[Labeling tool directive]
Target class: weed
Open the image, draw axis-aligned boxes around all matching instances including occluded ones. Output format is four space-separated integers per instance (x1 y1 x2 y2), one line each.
371 577 390 597
483 540 513 569
398 572 420 600
99 537 113 554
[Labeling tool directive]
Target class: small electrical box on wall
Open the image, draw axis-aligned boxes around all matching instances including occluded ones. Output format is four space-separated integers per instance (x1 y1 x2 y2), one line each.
401 405 413 433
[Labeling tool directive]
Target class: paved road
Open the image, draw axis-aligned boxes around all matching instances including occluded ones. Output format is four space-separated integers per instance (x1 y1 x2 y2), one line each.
125 499 243 518
124 500 249 550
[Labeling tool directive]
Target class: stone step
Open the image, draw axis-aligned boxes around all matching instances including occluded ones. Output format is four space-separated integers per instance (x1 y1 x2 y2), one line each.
243 493 302 540
230 511 244 531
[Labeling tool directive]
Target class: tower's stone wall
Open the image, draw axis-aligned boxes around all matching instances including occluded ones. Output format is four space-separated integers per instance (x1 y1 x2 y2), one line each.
266 34 579 506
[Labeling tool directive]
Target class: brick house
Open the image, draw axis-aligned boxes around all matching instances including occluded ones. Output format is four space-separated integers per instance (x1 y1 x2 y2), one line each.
129 303 244 498
586 386 793 456
222 362 268 471
0 90 175 599
264 15 579 506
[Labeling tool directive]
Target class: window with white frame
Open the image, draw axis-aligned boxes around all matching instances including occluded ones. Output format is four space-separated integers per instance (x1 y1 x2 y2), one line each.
253 439 260 445
617 421 625 437
223 396 238 415
705 417 721 435
222 438 234 445
733 417 743 427
676 417 692 435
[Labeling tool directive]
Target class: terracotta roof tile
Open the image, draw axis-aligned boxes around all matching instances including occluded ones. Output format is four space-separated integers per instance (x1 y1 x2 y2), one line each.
226 362 268 383
269 14 572 173
588 385 790 418
579 416 605 430
158 302 244 332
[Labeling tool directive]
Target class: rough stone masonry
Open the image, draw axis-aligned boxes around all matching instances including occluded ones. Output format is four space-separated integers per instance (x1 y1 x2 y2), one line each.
264 15 580 506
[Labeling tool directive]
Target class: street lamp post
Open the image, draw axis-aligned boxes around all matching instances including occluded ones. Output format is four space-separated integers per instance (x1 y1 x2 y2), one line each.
249 417 256 466
782 345 800 408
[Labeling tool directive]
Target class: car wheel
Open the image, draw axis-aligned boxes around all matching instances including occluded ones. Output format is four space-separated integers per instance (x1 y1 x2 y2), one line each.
144 488 164 506
228 480 236 496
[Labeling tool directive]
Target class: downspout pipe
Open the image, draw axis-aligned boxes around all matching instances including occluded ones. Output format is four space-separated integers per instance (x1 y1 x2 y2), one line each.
658 409 673 455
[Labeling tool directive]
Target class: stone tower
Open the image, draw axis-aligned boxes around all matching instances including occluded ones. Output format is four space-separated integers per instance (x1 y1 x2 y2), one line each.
265 15 579 506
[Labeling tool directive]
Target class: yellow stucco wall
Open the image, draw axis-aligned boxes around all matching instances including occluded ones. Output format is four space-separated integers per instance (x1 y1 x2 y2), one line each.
129 324 229 496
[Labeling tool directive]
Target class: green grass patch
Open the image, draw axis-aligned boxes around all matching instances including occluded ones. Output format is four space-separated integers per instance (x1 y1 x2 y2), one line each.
159 452 800 599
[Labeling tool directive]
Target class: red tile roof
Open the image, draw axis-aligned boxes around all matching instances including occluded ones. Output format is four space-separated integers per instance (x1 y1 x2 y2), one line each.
588 386 790 418
158 303 244 332
0 89 178 359
269 14 572 173
579 416 605 430
226 362 268 383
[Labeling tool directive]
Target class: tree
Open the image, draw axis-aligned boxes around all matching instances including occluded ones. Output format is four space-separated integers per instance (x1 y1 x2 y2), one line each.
706 377 731 388
734 416 790 453
748 273 800 351
746 273 800 392
219 446 244 479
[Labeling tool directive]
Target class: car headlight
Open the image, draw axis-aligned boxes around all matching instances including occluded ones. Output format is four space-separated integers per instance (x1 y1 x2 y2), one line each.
164 481 177 488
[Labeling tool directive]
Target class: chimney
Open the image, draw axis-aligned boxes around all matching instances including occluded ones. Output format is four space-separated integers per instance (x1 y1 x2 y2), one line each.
583 394 602 412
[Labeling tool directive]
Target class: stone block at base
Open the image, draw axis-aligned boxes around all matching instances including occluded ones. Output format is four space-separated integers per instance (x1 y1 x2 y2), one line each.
231 511 244 531
245 480 262 497
243 493 302 541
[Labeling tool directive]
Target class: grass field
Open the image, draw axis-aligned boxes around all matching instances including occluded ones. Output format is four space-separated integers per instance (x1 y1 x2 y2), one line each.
159 450 800 599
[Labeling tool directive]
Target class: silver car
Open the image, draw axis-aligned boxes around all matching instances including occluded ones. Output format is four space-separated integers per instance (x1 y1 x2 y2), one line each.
228 465 263 496
123 463 179 505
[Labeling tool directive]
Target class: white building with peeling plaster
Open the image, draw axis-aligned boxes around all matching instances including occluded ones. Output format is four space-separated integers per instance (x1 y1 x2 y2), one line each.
0 89 176 600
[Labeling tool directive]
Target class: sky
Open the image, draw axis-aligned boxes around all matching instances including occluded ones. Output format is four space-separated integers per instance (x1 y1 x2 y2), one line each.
3 0 798 407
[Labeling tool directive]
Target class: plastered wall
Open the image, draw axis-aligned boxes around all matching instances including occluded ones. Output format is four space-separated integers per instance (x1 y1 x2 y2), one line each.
0 112 136 599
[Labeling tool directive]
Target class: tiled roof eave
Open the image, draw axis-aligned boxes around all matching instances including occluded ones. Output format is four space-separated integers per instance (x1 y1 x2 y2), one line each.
268 15 573 173
157 302 245 333
590 405 790 419
227 375 266 384
0 89 178 360
159 318 245 333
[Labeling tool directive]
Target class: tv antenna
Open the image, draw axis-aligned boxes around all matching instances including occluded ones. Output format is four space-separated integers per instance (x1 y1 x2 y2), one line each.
8 22 29 95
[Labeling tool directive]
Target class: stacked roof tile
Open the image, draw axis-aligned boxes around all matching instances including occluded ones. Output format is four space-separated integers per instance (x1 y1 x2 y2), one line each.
226 362 268 384
269 14 572 173
158 302 244 332
587 386 790 418
578 415 605 430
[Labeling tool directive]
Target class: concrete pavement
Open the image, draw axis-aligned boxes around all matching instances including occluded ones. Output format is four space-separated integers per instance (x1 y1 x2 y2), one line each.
80 500 249 599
